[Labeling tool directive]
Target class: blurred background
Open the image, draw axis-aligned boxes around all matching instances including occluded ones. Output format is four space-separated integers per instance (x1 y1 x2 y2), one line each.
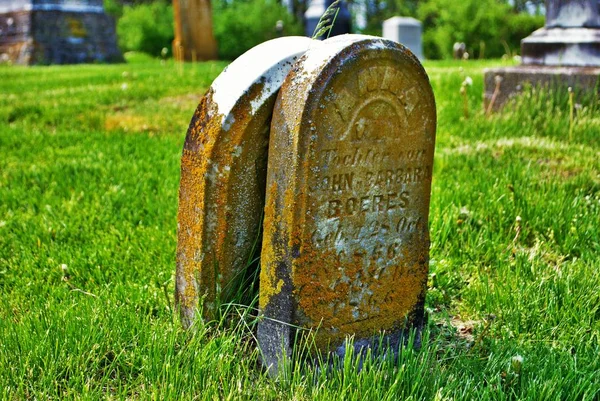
0 0 545 64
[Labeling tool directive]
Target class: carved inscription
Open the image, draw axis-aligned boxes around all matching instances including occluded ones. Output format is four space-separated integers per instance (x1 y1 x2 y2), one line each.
304 61 434 323
258 37 436 368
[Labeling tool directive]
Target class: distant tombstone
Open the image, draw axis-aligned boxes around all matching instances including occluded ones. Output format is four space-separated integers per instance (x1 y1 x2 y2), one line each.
258 34 436 373
382 17 423 60
176 37 312 327
484 0 600 110
453 42 466 60
305 0 351 39
172 0 218 61
0 0 122 65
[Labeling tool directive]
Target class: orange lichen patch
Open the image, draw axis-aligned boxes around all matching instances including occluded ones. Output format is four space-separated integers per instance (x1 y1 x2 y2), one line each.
259 181 285 308
176 80 279 326
176 94 219 325
292 239 428 349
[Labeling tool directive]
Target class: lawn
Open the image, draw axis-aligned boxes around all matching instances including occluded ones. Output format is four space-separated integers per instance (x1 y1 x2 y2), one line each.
0 53 598 400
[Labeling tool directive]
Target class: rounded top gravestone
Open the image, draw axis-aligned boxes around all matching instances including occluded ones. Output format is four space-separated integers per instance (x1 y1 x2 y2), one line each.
258 34 436 373
176 36 312 328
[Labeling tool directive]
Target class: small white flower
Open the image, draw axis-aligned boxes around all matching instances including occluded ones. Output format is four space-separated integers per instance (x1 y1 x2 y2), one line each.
121 83 128 91
462 76 473 87
511 355 524 373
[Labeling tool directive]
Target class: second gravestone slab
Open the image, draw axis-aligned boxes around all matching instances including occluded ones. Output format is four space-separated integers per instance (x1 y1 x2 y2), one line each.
176 36 312 327
258 35 436 372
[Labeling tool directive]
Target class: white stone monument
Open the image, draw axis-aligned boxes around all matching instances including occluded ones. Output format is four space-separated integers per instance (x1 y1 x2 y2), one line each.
382 16 423 60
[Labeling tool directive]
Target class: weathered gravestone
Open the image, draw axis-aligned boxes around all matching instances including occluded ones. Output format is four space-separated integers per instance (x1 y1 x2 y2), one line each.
176 36 313 327
484 0 600 110
382 17 424 61
0 0 122 65
258 34 436 373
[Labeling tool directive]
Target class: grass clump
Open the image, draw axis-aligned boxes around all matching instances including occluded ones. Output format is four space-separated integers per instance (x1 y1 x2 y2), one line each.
0 58 598 399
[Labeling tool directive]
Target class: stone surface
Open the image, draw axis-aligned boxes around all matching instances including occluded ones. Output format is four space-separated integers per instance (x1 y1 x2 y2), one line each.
382 17 423 61
484 65 600 111
304 0 351 39
258 34 436 373
176 36 313 327
546 0 600 27
173 0 217 61
0 0 122 65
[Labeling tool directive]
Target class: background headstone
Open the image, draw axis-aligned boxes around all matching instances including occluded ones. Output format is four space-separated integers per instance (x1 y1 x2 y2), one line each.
0 0 122 65
484 0 600 110
304 0 351 39
522 0 600 66
258 35 436 374
453 42 466 60
176 37 312 327
172 0 218 61
382 17 423 61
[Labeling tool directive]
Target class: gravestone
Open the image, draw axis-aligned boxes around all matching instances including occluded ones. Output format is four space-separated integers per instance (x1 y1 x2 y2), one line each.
176 36 312 327
258 34 436 373
0 0 122 65
484 0 600 110
382 17 423 61
453 42 466 60
304 0 351 39
172 0 217 61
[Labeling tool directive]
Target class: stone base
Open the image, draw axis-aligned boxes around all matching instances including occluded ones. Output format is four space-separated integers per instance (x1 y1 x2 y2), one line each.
483 65 600 111
521 27 600 67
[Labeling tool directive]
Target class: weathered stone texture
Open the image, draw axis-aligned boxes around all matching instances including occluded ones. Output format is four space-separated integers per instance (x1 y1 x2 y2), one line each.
258 35 436 373
176 37 312 327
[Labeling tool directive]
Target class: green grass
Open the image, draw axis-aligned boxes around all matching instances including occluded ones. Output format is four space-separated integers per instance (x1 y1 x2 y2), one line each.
1 54 598 400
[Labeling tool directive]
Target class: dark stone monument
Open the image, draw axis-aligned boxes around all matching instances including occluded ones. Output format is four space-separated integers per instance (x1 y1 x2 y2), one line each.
0 0 122 65
258 34 436 374
304 0 351 39
484 0 600 110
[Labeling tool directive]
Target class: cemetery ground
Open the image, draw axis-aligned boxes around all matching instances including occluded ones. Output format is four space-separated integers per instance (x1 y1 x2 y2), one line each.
0 53 598 400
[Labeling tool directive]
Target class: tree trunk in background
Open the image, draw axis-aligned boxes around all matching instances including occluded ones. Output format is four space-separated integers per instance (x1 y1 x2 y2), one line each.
172 0 217 60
